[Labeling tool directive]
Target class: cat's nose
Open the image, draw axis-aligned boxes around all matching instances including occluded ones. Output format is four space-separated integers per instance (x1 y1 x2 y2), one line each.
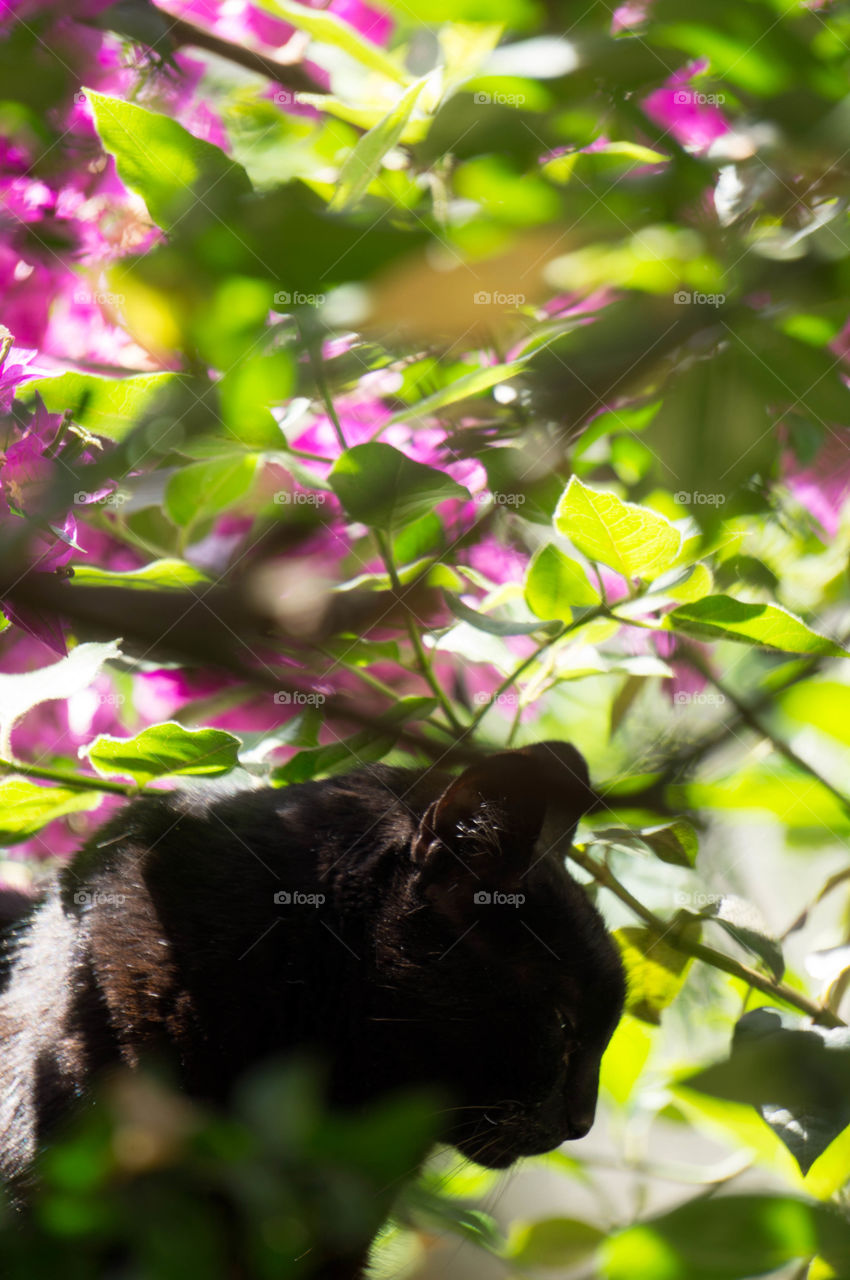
565 1113 593 1139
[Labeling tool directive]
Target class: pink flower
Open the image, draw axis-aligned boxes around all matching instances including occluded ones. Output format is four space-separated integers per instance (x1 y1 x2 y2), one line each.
464 534 528 587
784 431 850 538
134 667 299 732
611 1 648 31
643 62 729 153
328 0 392 45
0 335 47 411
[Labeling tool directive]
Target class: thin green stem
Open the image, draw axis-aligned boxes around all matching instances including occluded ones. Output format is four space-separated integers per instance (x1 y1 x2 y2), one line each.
470 607 608 731
683 645 850 817
374 532 466 735
315 646 457 738
0 758 136 796
571 844 844 1028
306 337 347 451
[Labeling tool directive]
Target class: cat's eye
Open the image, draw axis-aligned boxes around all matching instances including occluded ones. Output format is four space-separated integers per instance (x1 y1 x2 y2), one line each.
558 1013 578 1052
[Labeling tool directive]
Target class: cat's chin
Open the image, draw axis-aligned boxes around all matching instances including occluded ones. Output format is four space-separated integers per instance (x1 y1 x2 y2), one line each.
453 1133 559 1169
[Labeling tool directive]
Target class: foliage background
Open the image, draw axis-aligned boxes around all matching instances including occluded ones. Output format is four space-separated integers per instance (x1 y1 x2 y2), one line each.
4 0 850 1275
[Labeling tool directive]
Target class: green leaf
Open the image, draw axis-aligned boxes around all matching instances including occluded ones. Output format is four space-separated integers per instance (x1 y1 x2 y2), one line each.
708 903 785 983
72 559 210 590
614 926 696 1026
26 371 177 441
684 1008 850 1175
257 0 410 85
0 779 105 845
271 731 397 785
165 455 260 528
331 78 428 210
555 477 681 582
402 1183 503 1249
385 360 527 426
444 592 560 636
780 681 850 746
666 596 848 655
377 696 438 724
270 707 324 748
329 443 469 531
87 91 251 229
85 723 241 785
525 543 601 618
677 766 850 831
647 562 713 606
601 1194 850 1280
0 641 122 752
638 821 699 868
504 1217 604 1267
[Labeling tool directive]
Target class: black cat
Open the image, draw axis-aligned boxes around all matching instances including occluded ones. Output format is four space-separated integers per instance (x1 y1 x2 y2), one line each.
0 740 625 1271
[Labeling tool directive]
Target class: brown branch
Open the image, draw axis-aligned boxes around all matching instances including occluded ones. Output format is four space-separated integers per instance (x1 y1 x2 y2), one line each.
165 15 328 97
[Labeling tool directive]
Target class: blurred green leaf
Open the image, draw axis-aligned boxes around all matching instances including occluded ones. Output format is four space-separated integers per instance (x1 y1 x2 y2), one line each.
614 925 697 1025
684 1007 850 1174
0 641 122 744
0 779 104 845
72 559 210 590
272 731 398 784
600 1194 850 1280
780 681 850 746
384 360 527 426
329 443 469 531
87 92 251 229
257 0 411 85
504 1216 604 1266
444 592 559 636
332 79 428 210
164 455 260 528
525 543 601 618
27 371 178 441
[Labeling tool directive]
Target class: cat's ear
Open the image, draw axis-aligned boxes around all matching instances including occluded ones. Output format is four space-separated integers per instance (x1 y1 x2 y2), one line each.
411 741 592 869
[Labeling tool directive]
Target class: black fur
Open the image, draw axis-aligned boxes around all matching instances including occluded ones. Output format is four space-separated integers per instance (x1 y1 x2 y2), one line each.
0 741 625 1249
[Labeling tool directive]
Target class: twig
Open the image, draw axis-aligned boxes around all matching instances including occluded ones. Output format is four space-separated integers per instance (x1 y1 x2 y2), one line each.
165 15 327 97
571 843 845 1028
683 644 850 817
0 758 135 796
375 532 466 735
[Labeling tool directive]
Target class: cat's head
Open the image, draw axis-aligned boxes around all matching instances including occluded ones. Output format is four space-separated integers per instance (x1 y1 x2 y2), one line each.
371 741 625 1168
